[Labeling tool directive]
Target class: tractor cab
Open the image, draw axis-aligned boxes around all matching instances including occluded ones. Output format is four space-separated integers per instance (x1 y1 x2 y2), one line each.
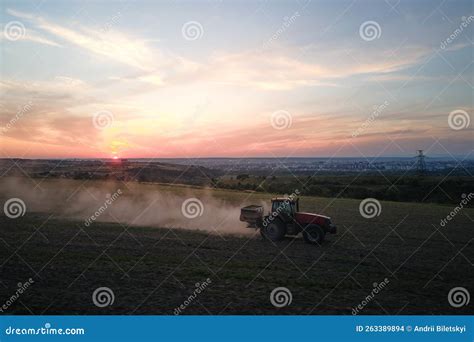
270 197 301 225
271 197 299 219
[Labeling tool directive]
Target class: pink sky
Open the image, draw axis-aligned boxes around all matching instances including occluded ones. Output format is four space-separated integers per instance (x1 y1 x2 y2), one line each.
1 4 472 158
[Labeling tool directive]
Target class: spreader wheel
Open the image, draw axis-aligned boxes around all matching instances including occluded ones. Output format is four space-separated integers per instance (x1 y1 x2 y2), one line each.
260 220 286 241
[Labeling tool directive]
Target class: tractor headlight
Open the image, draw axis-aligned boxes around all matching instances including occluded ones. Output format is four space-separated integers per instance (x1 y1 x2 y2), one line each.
326 218 337 234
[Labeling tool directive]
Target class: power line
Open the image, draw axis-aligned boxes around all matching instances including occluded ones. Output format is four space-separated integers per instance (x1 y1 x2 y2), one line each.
415 150 427 174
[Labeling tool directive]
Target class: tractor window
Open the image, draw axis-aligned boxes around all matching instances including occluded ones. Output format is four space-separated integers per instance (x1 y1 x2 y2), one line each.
272 201 294 215
280 202 291 215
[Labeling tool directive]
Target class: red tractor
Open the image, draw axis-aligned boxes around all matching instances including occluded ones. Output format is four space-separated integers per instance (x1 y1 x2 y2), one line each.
240 197 336 245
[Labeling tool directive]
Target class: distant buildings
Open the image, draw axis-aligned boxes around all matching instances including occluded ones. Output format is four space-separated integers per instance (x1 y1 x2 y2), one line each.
163 158 474 175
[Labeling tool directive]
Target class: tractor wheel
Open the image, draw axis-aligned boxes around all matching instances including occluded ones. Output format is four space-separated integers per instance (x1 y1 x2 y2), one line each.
302 224 325 245
261 220 286 242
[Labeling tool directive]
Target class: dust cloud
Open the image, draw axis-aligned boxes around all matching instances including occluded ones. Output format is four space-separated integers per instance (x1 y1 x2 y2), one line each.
0 178 254 236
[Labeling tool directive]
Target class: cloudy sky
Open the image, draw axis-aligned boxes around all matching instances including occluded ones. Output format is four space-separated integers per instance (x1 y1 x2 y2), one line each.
0 0 472 158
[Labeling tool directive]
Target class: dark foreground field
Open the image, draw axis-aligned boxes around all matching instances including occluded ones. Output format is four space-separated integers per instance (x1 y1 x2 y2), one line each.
0 179 473 315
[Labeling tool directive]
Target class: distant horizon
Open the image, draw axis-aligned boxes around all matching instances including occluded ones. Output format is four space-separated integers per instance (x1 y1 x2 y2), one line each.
2 154 473 161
